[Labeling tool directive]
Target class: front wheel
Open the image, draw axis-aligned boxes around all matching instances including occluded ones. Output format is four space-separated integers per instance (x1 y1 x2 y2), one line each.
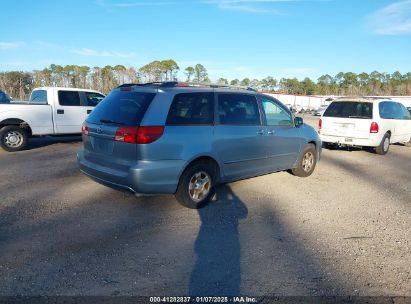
291 143 317 177
0 125 28 152
375 133 390 155
175 160 217 209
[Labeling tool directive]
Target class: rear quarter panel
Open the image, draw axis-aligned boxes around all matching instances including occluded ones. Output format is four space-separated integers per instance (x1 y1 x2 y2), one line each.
0 105 54 135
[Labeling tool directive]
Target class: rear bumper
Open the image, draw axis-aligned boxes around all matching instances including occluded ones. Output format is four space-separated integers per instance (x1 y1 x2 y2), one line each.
320 134 382 147
77 149 186 194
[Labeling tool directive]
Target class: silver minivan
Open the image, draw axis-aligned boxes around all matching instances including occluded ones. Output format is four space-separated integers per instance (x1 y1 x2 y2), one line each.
77 82 321 208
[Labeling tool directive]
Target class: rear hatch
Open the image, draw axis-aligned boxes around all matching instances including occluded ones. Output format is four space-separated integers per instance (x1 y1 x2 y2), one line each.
321 101 373 139
82 88 157 173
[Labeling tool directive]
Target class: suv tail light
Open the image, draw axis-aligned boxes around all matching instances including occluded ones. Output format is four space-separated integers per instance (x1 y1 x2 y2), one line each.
82 123 89 135
370 122 379 133
318 118 322 130
114 126 164 144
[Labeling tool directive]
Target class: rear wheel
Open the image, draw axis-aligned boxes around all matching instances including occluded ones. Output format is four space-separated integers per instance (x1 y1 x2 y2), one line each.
175 160 217 209
291 143 317 177
0 125 28 152
375 133 390 155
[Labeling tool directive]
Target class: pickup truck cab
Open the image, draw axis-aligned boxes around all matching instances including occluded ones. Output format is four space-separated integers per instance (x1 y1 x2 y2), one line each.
0 87 105 152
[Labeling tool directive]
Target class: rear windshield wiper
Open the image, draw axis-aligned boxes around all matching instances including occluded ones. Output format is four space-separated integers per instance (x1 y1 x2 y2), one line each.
348 116 371 119
100 119 124 125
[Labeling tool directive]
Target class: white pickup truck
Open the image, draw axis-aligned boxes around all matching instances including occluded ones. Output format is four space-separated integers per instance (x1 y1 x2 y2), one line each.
0 87 105 152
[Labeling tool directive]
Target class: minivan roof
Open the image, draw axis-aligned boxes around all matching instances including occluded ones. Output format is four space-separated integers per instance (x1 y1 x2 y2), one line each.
116 81 257 93
333 97 393 103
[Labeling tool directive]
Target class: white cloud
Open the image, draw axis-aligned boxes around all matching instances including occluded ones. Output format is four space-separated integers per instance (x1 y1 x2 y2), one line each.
203 0 325 14
0 41 24 50
113 1 176 7
368 0 411 35
72 48 136 58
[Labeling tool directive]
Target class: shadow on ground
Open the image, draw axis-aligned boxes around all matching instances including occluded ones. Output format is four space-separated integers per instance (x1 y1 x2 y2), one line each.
27 135 82 150
189 185 248 296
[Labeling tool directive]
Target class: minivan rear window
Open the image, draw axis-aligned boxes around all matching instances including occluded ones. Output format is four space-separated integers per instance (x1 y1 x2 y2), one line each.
86 91 156 126
323 101 373 119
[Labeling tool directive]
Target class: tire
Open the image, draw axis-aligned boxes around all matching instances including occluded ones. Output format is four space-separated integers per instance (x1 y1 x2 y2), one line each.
322 142 335 150
375 133 390 155
404 137 411 147
175 160 218 209
0 125 28 152
291 143 317 177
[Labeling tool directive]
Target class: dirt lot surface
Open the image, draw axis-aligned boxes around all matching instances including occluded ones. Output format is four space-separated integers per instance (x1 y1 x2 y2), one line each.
0 115 410 296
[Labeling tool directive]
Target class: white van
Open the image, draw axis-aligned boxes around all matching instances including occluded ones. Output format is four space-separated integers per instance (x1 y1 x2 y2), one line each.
319 98 411 155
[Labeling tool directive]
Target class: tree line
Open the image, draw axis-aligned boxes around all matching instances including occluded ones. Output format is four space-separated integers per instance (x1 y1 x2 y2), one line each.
1 59 410 99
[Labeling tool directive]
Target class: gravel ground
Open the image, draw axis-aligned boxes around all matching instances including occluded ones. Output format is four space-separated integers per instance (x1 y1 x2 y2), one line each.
0 115 410 296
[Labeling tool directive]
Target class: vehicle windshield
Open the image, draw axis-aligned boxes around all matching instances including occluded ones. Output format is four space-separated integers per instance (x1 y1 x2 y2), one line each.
86 90 156 126
323 101 373 119
0 91 12 103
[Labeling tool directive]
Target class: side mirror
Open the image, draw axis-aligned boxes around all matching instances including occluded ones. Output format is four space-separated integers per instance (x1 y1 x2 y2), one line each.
294 116 304 127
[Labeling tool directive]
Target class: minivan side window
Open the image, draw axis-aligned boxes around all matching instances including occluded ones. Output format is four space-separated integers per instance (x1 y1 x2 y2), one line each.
218 94 260 125
398 103 411 120
379 101 405 119
261 97 293 126
30 90 48 104
166 93 214 125
58 91 81 106
85 92 105 107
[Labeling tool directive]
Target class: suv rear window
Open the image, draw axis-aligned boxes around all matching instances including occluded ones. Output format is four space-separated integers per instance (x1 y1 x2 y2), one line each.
323 101 373 119
87 91 156 126
166 93 214 125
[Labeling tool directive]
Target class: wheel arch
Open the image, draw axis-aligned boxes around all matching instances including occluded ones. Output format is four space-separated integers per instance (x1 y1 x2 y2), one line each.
0 118 33 136
178 155 222 185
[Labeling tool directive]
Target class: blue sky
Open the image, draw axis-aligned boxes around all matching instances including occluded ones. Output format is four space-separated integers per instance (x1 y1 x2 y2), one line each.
1 0 411 81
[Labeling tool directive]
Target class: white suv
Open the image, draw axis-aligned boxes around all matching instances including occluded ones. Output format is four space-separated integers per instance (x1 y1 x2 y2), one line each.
319 98 411 155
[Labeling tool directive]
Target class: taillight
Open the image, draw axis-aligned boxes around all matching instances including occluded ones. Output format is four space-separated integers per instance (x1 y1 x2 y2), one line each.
370 122 379 133
114 126 139 143
318 118 322 130
136 126 164 144
114 126 164 144
82 123 89 135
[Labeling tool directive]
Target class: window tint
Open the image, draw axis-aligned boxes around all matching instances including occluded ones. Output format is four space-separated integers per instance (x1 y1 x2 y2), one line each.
58 91 81 106
324 102 373 119
218 94 260 125
379 102 408 119
87 91 156 126
85 92 105 107
261 97 292 126
166 93 214 125
30 90 48 104
0 91 11 103
398 103 411 120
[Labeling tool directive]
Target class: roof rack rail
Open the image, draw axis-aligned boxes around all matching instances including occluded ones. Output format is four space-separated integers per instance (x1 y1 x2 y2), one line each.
116 81 257 91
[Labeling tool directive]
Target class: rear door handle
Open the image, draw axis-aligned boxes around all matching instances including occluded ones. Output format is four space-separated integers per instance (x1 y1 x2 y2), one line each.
57 109 64 114
87 109 92 114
